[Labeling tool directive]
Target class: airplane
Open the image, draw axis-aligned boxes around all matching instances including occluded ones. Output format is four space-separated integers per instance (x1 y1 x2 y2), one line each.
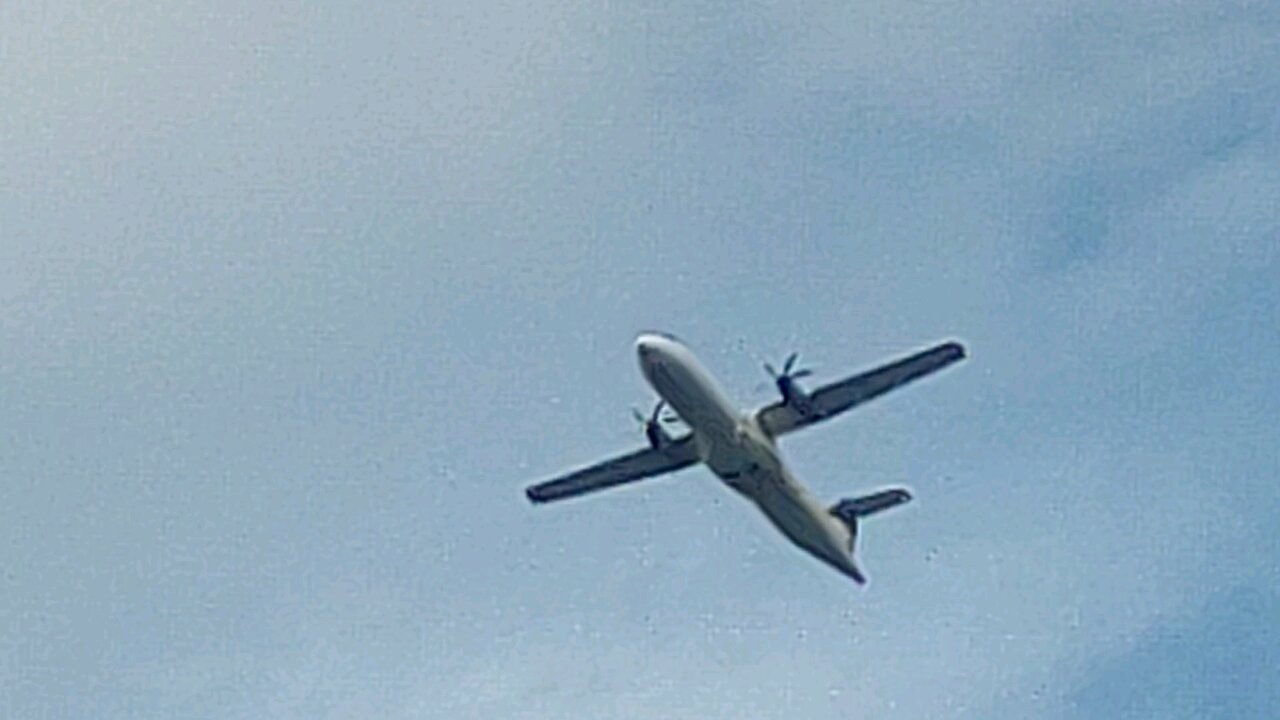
524 332 967 585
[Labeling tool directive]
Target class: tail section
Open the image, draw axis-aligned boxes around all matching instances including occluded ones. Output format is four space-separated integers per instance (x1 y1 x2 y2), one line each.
845 562 867 585
828 488 912 584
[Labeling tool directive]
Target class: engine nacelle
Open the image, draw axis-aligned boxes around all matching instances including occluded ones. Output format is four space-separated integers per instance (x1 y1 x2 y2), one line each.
645 421 673 450
634 400 678 450
765 352 817 416
776 376 815 416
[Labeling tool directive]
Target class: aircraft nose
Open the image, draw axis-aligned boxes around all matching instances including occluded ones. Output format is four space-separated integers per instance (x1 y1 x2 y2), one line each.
635 332 673 364
636 332 686 366
636 335 657 359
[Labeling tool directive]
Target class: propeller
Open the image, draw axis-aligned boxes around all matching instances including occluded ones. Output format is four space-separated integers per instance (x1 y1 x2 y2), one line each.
630 401 659 427
763 351 815 407
764 352 813 381
631 400 682 426
632 400 680 448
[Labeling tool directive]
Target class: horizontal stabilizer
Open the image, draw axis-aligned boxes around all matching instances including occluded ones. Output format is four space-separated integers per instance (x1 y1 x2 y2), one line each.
830 488 912 523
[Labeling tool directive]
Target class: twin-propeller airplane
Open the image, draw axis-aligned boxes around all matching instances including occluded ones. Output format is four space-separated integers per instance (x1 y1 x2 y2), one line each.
525 332 967 585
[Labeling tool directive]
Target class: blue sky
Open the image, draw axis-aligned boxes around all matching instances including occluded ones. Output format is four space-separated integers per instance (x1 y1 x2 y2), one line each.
3 1 1278 717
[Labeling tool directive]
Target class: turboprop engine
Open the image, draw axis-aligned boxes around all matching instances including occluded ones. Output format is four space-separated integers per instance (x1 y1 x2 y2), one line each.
764 351 815 416
632 400 680 450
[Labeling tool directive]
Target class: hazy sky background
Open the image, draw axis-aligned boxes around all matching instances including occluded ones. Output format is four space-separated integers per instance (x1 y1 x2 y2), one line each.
3 1 1278 717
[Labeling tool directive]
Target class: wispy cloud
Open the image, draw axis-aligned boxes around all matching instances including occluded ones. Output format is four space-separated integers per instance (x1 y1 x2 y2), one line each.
2 1 1277 718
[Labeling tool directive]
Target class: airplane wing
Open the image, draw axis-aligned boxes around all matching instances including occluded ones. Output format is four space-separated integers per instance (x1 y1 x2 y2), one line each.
525 435 700 504
755 341 966 437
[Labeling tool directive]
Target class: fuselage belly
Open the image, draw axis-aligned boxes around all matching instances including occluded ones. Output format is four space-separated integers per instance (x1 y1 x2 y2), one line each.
636 334 862 580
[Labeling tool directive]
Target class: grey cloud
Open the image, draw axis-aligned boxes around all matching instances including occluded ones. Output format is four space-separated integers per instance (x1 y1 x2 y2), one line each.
1063 585 1280 719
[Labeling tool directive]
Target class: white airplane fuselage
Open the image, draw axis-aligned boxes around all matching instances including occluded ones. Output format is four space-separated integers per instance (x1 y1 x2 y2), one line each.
635 333 865 583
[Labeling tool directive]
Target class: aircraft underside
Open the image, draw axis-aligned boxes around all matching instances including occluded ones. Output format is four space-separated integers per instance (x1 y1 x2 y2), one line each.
523 331 966 587
712 439 867 583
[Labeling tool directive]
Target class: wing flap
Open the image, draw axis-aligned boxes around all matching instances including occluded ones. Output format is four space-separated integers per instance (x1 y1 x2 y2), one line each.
756 341 966 437
524 435 700 504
